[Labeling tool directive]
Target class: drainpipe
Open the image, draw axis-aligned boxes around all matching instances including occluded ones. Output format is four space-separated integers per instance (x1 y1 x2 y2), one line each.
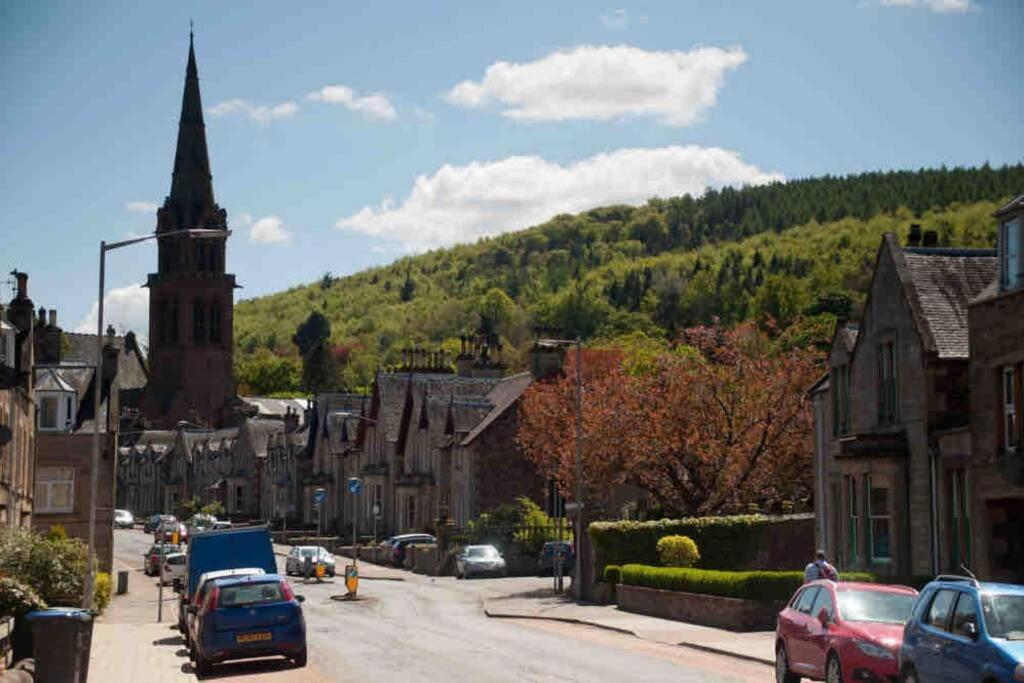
928 441 939 575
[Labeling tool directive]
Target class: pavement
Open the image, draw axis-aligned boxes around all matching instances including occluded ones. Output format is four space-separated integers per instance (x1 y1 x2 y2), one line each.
92 530 774 682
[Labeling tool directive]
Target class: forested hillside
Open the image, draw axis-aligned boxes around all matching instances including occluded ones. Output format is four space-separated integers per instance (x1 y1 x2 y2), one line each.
233 164 1024 394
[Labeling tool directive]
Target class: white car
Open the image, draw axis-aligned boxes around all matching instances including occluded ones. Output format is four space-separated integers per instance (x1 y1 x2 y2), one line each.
160 552 187 585
114 509 135 529
285 546 336 577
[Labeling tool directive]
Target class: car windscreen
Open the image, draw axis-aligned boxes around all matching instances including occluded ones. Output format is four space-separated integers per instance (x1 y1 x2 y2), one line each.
467 547 498 558
217 582 285 608
298 548 317 557
982 594 1024 640
167 555 186 565
837 590 915 624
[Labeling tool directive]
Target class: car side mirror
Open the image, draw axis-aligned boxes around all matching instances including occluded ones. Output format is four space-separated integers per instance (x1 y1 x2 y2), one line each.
296 595 306 603
817 609 830 627
962 622 978 639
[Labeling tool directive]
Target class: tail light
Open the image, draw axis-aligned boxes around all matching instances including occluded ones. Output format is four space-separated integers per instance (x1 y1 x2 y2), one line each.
281 581 295 602
204 586 219 612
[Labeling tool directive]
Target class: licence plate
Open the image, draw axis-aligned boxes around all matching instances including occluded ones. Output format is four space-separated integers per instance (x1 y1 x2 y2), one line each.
236 632 272 643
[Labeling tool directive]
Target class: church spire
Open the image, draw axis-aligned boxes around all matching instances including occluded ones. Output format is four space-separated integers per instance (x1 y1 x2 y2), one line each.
164 29 217 230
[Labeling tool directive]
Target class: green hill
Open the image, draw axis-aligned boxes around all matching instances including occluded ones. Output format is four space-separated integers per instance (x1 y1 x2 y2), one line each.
233 164 1024 393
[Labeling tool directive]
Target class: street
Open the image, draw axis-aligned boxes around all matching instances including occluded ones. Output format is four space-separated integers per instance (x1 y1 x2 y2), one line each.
105 529 772 682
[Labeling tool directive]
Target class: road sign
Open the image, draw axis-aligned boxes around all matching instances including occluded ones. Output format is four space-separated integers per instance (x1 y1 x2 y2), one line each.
372 502 381 517
347 477 362 495
313 489 327 505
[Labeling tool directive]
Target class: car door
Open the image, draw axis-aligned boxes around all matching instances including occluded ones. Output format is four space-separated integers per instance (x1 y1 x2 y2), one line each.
805 585 835 678
787 586 821 674
943 591 982 682
915 588 957 682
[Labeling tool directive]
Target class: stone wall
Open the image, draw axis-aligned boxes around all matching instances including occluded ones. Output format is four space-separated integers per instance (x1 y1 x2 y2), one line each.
617 585 782 632
471 406 544 513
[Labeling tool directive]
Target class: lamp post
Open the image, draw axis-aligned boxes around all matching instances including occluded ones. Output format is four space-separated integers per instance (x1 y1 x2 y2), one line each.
83 227 229 610
330 410 377 551
537 337 583 599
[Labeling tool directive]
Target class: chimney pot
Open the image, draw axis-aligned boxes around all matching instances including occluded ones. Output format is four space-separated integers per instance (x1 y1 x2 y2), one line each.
922 230 939 248
908 223 922 247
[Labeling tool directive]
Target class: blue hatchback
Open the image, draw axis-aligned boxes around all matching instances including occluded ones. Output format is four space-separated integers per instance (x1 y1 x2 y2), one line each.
193 573 307 675
900 575 1024 683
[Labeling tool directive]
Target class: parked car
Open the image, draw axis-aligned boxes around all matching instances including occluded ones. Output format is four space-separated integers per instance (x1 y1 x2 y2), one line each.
185 567 266 649
144 543 182 576
382 534 435 568
144 514 173 533
901 575 1024 683
538 541 574 576
114 509 135 529
192 574 306 675
285 546 336 577
160 552 187 585
455 545 507 579
775 579 917 683
178 526 278 636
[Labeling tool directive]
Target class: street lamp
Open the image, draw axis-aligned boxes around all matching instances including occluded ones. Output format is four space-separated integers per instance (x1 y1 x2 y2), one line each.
329 410 377 550
536 337 584 600
83 227 229 609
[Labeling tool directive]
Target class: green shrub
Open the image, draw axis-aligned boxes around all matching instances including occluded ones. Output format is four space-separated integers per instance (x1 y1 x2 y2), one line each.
0 576 47 617
603 565 622 585
589 514 810 575
620 564 805 602
0 526 88 607
46 524 68 542
657 535 700 568
93 572 112 613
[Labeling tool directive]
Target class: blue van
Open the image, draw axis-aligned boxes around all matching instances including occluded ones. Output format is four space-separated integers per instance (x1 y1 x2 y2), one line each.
900 575 1024 683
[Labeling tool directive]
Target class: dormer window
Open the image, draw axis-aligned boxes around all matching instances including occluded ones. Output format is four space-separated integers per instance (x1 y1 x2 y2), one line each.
1001 216 1022 292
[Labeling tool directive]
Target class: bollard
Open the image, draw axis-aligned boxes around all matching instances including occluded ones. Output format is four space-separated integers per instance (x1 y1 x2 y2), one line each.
116 570 129 595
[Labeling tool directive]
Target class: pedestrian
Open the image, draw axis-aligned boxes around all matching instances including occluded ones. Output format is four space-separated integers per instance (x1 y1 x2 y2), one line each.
804 549 839 583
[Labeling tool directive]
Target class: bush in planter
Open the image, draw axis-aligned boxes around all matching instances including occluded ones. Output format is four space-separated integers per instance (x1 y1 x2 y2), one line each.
603 565 622 585
0 576 47 618
657 535 700 568
0 526 88 607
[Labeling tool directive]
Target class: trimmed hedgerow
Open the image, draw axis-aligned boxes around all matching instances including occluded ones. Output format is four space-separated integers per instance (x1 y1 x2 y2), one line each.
603 565 622 585
589 515 809 574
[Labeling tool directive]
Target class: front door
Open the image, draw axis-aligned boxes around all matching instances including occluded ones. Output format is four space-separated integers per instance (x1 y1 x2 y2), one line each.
987 498 1024 583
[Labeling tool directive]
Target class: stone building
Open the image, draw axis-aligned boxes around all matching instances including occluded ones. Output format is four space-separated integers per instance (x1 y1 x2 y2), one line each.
966 195 1024 583
812 227 996 577
0 272 37 528
140 32 237 430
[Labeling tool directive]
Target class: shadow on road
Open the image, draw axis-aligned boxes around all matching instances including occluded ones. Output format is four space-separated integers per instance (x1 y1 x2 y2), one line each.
152 635 183 647
184 657 302 680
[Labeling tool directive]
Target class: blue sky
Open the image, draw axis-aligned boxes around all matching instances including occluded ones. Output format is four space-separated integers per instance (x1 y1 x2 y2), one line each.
2 0 1021 340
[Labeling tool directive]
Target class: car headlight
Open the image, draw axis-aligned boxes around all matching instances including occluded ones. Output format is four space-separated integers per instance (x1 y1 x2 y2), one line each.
855 641 896 661
1014 663 1024 682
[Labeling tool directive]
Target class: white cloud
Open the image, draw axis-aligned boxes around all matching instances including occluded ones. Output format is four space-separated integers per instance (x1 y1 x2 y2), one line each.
336 145 782 251
599 9 646 29
445 44 746 126
249 216 292 244
76 283 149 341
879 0 970 12
125 201 158 213
208 98 299 124
306 85 397 121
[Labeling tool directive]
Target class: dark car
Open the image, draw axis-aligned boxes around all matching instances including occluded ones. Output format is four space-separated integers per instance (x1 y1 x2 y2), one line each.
384 534 435 568
192 574 306 675
538 541 574 576
144 543 181 576
144 514 168 533
901 575 1024 683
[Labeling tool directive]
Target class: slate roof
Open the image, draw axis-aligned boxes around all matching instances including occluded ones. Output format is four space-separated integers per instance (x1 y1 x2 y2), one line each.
462 372 533 446
900 248 997 359
238 396 308 424
64 332 148 390
35 366 78 393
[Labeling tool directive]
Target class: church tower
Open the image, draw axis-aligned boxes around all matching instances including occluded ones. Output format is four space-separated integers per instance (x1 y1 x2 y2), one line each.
142 33 236 429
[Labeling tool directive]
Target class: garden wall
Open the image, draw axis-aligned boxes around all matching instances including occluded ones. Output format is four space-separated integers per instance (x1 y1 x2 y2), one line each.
617 585 782 632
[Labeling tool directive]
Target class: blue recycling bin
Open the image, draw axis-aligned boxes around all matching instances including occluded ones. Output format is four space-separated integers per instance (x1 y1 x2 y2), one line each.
25 607 93 683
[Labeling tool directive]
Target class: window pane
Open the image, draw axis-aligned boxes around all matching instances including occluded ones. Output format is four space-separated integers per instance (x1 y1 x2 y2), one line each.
870 486 890 515
927 590 956 630
796 587 820 614
951 593 978 638
51 482 73 512
871 519 891 559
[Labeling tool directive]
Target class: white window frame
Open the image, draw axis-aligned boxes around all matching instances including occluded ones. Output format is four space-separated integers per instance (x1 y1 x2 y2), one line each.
1003 367 1018 451
1002 217 1022 291
38 395 59 431
867 476 892 563
35 466 75 514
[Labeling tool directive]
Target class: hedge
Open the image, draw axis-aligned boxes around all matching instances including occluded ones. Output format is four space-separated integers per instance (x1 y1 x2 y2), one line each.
619 564 925 602
589 514 810 574
603 565 622 585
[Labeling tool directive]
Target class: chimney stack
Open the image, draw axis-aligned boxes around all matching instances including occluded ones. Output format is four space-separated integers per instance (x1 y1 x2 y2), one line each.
13 271 28 300
922 230 939 248
907 223 922 247
48 309 57 328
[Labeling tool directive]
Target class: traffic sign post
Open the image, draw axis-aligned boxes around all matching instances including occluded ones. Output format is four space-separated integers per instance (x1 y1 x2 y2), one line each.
313 487 326 540
347 478 361 563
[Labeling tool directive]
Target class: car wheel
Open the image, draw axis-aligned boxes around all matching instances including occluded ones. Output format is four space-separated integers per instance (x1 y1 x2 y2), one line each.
293 647 307 668
195 651 213 677
826 653 842 683
775 644 799 683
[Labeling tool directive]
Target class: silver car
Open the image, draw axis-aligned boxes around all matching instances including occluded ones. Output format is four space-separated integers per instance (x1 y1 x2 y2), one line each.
455 545 507 579
285 546 336 577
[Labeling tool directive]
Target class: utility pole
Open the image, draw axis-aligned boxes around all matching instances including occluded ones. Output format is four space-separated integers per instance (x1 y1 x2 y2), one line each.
573 338 583 600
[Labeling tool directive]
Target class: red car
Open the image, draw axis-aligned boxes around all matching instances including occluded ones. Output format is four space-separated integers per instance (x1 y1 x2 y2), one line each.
775 580 917 683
